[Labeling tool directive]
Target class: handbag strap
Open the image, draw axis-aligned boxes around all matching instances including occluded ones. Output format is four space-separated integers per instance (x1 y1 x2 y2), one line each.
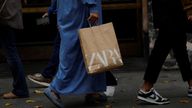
0 0 8 14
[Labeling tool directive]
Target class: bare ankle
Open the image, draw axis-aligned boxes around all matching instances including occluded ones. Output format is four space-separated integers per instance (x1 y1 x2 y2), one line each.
142 81 153 92
188 79 192 88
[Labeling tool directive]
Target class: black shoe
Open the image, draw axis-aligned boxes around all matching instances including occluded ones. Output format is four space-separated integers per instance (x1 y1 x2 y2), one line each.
44 88 64 108
28 73 52 86
137 88 170 105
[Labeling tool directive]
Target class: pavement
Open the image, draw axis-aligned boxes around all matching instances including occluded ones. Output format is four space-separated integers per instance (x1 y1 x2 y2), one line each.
0 57 192 108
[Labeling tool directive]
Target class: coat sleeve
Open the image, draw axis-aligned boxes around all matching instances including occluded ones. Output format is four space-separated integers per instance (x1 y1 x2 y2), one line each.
81 0 99 13
48 0 57 15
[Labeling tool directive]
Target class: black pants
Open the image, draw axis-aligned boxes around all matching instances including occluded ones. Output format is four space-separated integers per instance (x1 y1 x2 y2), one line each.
144 28 192 83
106 71 117 86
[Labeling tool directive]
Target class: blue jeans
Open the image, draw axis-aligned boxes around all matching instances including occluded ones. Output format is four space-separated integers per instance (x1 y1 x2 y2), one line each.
0 25 29 97
41 34 60 78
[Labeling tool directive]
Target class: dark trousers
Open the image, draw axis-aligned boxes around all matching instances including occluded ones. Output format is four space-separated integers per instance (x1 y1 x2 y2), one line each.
0 25 29 97
144 28 192 83
41 34 60 78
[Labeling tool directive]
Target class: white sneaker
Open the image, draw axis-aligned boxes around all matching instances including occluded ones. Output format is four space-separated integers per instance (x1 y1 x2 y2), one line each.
137 88 170 105
104 86 116 97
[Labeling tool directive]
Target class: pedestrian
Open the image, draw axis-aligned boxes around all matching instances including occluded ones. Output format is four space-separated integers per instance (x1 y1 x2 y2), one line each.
27 0 60 87
43 0 107 107
137 0 192 105
27 0 117 96
0 0 29 99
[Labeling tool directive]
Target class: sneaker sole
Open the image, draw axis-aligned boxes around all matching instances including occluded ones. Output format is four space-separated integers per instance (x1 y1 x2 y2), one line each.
137 96 170 105
27 76 50 87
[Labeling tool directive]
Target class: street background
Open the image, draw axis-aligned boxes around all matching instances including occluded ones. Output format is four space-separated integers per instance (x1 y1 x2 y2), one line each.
0 57 192 108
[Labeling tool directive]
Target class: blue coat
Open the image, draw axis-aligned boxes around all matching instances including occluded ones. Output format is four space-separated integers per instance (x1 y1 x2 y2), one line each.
49 0 106 95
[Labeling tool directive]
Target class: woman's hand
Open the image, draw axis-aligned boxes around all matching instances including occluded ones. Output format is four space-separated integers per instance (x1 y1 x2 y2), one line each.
87 12 99 25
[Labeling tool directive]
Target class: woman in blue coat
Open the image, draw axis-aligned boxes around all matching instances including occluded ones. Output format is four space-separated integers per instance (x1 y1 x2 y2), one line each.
44 0 106 107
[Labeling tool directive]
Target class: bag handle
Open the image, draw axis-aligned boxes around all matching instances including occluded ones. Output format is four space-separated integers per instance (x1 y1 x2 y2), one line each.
0 0 8 14
87 20 102 37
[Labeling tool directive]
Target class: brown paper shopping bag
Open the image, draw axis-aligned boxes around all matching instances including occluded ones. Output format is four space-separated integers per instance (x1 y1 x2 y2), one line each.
78 22 123 74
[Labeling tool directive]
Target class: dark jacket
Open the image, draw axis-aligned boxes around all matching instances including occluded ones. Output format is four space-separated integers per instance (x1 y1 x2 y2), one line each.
0 0 23 29
152 0 188 31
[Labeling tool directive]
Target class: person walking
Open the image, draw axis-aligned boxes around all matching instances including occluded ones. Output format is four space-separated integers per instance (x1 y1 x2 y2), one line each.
137 0 192 105
0 0 29 99
27 0 60 86
27 0 117 95
43 0 107 107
